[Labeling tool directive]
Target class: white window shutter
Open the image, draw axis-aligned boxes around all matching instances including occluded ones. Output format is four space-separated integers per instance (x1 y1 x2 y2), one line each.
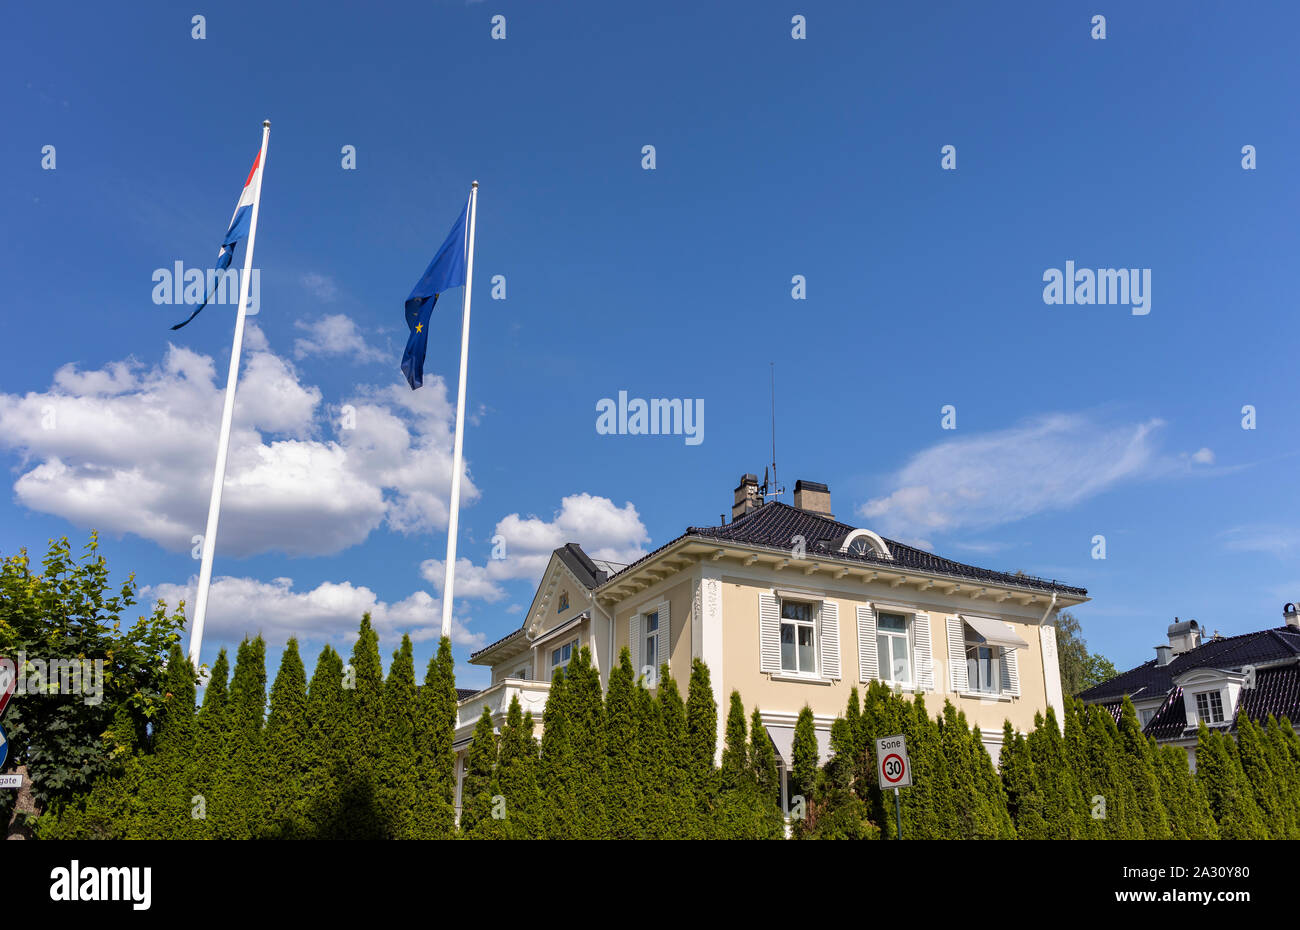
759 593 780 673
629 613 640 679
857 604 878 683
1001 646 1020 697
913 611 934 691
819 601 841 680
657 602 670 677
946 616 969 693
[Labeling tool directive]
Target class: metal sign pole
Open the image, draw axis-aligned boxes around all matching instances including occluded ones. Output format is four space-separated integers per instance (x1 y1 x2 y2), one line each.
894 787 902 840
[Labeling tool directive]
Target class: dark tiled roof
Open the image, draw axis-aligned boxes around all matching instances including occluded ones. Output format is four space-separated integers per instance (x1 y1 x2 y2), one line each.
455 688 481 701
677 502 1085 596
1078 626 1300 703
1089 632 1300 741
469 626 525 660
555 542 609 589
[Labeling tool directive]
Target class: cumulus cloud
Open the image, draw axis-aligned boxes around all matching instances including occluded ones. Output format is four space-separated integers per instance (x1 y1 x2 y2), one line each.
0 325 477 556
860 414 1166 536
143 575 484 649
485 492 651 583
300 273 339 302
1190 447 1215 465
293 313 385 363
420 557 508 602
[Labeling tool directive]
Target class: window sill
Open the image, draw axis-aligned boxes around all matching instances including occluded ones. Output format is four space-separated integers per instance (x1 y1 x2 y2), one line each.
958 690 1014 702
770 672 836 686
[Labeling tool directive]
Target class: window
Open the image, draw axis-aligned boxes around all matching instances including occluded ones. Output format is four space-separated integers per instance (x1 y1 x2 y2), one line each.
1195 690 1224 724
644 611 659 671
967 644 1000 693
876 612 912 685
1138 707 1156 727
515 665 529 680
550 640 577 678
780 600 817 674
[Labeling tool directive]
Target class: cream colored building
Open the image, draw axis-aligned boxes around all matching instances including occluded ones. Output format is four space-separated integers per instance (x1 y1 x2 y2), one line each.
456 475 1088 808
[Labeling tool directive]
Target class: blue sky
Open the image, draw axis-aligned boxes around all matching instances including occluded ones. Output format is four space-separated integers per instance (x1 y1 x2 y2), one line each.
3 1 1298 687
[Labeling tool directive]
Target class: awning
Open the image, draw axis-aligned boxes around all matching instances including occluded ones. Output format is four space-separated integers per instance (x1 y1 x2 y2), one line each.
765 725 833 766
962 615 1029 650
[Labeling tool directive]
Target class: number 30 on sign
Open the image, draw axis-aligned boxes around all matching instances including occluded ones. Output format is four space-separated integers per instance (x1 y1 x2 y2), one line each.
875 734 913 789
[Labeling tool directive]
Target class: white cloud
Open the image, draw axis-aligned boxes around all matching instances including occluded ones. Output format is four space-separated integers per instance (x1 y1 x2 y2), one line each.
1190 447 1215 465
420 557 507 602
143 575 484 649
860 414 1166 536
485 492 651 583
1223 525 1300 557
300 272 339 302
0 324 477 556
293 313 385 363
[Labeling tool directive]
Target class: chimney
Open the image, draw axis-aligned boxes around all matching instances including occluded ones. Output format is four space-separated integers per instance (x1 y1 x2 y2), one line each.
1166 617 1201 655
1154 644 1172 666
1285 603 1300 630
793 480 832 518
732 474 760 520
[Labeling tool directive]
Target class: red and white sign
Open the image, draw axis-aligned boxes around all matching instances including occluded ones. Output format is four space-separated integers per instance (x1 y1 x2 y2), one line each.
875 734 912 788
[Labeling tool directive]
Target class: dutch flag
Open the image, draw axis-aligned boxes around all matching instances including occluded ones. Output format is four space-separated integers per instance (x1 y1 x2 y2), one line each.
170 151 263 330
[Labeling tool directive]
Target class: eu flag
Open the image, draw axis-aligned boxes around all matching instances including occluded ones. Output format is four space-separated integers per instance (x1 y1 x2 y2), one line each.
402 201 469 389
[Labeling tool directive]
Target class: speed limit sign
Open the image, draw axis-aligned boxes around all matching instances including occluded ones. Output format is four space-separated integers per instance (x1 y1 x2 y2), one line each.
875 734 912 788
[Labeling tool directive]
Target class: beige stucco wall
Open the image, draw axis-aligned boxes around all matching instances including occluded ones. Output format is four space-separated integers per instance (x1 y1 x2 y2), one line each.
611 577 695 681
716 576 1051 737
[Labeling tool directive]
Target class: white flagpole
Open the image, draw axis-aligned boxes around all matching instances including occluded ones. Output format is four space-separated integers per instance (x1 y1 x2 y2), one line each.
188 120 271 669
439 181 479 642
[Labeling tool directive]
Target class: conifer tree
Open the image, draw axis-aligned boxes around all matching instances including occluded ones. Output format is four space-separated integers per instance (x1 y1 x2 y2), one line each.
1062 699 1103 838
1235 710 1292 839
1196 722 1267 839
412 636 457 839
803 715 877 840
1265 716 1300 837
566 647 608 838
138 643 198 838
1117 697 1171 839
720 691 749 790
539 661 578 838
999 723 1046 839
1154 744 1217 839
655 665 699 838
262 638 308 839
685 659 718 793
604 648 643 839
303 644 345 838
336 615 384 838
634 680 663 838
377 634 419 838
496 696 542 839
461 706 501 838
1028 708 1081 839
748 706 784 838
789 705 819 837
185 647 229 840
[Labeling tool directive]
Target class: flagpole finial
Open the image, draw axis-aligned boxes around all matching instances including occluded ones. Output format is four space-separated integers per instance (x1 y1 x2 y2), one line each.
471 180 478 189
263 120 271 128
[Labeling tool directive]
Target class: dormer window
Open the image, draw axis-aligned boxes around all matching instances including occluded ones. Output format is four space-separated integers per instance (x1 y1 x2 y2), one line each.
1194 690 1225 725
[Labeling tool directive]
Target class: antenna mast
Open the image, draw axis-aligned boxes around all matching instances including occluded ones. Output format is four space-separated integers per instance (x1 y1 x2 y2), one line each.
766 362 784 503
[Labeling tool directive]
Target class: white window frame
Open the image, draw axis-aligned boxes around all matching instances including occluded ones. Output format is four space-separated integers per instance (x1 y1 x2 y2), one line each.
550 639 577 677
643 609 660 673
875 611 913 687
779 598 818 677
1194 689 1225 725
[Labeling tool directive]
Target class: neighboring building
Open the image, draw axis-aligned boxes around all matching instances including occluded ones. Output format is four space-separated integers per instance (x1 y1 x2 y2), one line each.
1077 607 1300 766
455 474 1089 810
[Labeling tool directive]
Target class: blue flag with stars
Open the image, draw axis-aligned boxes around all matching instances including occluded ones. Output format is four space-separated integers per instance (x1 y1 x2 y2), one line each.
402 200 469 390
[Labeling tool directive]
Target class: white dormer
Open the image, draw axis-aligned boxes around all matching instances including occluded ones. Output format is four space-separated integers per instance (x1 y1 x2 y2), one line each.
1176 668 1244 729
